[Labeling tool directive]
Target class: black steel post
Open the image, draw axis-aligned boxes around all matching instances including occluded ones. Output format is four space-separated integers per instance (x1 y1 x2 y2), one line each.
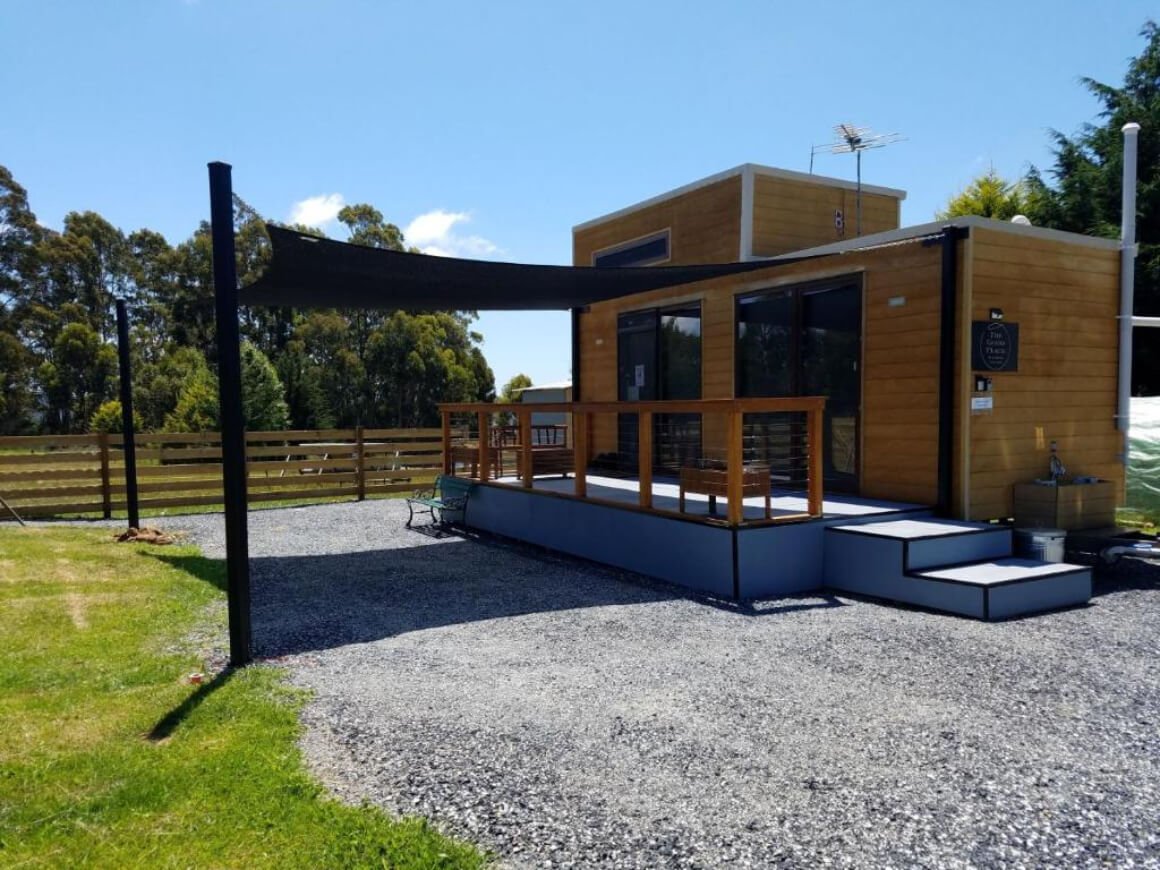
570 307 582 401
115 298 140 529
208 161 252 667
937 228 961 517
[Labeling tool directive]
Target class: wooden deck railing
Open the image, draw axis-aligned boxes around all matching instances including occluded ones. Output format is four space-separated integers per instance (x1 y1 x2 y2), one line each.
439 398 827 526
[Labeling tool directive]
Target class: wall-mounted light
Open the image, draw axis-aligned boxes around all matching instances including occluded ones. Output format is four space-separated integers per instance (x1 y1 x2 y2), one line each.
989 308 1004 320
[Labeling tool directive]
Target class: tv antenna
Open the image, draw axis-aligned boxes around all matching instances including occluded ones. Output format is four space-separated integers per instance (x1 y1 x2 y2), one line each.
810 123 904 236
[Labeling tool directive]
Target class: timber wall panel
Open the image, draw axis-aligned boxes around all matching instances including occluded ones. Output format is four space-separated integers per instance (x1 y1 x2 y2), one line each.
573 177 743 266
965 227 1122 520
578 241 944 504
751 175 901 257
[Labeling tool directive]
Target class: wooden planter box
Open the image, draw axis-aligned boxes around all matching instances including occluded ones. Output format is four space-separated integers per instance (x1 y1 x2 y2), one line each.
1012 481 1116 531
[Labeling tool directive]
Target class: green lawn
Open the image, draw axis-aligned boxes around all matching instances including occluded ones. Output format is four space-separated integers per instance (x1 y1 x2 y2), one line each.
0 526 487 869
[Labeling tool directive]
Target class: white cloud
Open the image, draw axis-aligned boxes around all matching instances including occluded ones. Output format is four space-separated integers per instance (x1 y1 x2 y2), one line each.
288 193 345 229
404 209 500 258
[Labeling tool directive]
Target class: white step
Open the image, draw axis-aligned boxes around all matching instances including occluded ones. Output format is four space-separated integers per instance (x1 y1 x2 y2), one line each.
828 518 1012 570
913 559 1092 620
823 521 1091 620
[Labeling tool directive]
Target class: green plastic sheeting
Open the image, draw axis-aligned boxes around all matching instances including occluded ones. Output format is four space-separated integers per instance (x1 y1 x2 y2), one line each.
1128 396 1160 516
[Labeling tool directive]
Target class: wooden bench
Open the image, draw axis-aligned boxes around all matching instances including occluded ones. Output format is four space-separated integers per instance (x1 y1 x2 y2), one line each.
406 475 473 527
679 461 772 520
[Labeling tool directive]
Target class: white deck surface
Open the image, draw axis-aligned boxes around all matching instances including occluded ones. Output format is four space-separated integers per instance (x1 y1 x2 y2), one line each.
495 473 923 520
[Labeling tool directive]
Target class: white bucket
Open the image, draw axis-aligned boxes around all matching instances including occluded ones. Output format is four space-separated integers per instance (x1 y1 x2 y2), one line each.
1015 528 1066 563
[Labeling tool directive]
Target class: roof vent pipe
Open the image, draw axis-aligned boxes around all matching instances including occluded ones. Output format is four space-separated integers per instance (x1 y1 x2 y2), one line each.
1117 122 1141 463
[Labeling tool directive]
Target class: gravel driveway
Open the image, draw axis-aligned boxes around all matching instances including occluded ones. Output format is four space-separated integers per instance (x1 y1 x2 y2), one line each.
172 501 1160 868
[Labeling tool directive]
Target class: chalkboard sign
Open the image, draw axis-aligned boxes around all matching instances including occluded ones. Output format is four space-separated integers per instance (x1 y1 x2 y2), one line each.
971 321 1019 372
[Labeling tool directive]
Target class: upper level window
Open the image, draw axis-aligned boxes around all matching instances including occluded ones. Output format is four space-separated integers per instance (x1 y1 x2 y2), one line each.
593 230 670 267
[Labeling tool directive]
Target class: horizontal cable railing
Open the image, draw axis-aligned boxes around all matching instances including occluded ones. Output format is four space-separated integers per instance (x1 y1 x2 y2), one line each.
439 398 826 526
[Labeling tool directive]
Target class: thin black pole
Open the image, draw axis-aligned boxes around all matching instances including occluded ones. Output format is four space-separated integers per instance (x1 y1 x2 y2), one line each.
208 161 252 667
115 298 140 529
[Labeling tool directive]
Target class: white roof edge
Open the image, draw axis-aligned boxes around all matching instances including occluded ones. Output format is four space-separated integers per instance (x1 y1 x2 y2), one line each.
519 380 572 391
764 215 1121 261
748 163 907 200
572 163 907 233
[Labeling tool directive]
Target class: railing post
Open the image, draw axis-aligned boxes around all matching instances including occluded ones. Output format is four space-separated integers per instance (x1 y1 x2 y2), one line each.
808 403 825 517
573 410 587 498
727 409 744 525
355 425 366 501
98 432 112 519
638 410 653 509
441 411 452 475
477 410 490 481
519 407 533 489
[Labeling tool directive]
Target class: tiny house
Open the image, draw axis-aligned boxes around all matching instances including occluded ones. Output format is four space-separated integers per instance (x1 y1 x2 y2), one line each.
571 164 1124 522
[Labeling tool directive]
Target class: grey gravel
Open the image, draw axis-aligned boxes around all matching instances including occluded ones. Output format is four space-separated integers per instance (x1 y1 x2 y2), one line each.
165 501 1159 868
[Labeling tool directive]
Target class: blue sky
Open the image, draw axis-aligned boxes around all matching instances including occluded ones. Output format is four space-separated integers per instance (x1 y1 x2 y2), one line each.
3 0 1154 389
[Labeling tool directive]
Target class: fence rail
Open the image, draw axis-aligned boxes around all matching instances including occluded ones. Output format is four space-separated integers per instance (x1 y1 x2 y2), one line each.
0 427 443 519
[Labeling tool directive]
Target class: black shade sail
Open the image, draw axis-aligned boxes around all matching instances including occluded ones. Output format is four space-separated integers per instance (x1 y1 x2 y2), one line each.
240 224 793 310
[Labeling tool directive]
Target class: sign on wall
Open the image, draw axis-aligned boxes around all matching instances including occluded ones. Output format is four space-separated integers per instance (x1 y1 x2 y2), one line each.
971 321 1019 372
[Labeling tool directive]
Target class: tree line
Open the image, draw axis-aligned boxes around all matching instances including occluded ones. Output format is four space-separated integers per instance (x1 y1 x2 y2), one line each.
0 181 496 435
939 21 1159 394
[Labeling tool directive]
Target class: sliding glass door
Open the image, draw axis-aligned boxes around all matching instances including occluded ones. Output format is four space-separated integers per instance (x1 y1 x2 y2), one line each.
736 278 861 492
617 304 702 473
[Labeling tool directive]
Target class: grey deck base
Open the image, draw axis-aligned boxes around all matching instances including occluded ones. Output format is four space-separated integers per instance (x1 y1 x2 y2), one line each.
823 520 1092 620
462 477 926 599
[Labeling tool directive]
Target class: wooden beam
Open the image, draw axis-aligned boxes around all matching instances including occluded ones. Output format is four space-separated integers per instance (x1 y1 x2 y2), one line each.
726 410 743 525
573 411 588 498
638 411 653 509
519 408 533 489
807 406 825 517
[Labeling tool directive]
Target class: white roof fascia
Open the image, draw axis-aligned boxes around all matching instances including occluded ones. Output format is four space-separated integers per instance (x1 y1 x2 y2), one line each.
762 215 1120 262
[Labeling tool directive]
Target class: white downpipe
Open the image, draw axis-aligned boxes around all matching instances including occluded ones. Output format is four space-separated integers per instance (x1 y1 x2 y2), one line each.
1118 122 1141 464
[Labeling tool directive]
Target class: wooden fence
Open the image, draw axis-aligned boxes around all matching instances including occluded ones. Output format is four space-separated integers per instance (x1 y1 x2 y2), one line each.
0 428 443 519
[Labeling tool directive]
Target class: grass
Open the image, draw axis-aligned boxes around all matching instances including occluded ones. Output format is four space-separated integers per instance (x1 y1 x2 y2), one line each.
0 526 487 869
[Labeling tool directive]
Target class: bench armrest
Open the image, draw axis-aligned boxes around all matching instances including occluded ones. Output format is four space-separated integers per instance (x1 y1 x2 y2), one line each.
410 485 436 500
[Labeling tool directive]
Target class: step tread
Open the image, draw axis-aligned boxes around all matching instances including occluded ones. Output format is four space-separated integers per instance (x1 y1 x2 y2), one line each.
913 558 1089 587
829 518 1002 541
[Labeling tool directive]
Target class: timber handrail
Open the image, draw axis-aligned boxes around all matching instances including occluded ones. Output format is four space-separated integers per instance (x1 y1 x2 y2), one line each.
439 397 827 525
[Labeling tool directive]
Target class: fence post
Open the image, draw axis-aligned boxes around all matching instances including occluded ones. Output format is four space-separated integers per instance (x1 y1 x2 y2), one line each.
355 425 366 501
638 410 653 509
727 409 744 525
98 432 112 519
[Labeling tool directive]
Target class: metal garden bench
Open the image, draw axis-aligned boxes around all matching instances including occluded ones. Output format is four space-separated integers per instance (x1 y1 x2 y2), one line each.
406 475 473 528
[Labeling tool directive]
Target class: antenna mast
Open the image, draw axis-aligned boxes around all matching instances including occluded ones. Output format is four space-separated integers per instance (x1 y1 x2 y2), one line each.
811 124 903 236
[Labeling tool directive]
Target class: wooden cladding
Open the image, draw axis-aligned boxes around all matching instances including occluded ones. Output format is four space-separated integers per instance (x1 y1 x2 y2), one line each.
0 428 443 519
574 176 743 266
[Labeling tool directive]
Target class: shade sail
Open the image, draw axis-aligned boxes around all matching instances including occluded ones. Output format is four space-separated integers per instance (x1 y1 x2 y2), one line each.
240 225 795 310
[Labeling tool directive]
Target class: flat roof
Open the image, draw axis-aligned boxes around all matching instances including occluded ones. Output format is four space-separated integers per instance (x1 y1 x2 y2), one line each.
573 163 908 233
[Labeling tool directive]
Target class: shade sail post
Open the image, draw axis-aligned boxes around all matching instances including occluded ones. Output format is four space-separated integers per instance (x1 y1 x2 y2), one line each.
209 161 252 668
114 298 139 530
